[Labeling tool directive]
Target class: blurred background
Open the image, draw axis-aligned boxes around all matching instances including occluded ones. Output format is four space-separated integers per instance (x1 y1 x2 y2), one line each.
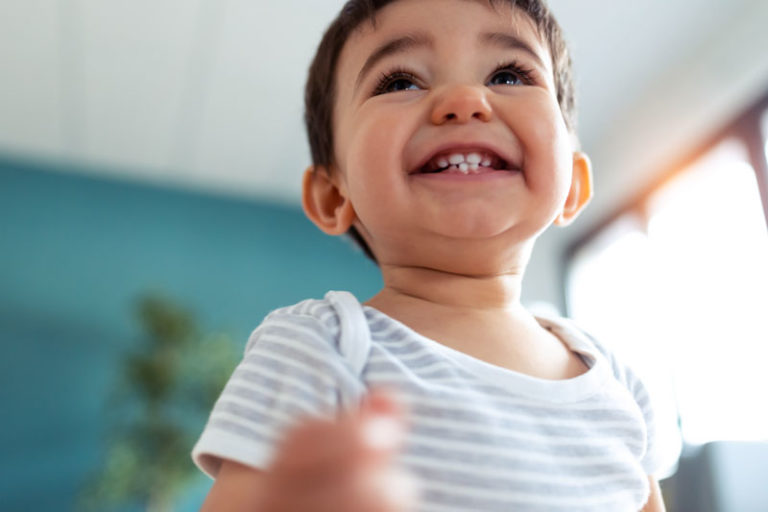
1 0 767 510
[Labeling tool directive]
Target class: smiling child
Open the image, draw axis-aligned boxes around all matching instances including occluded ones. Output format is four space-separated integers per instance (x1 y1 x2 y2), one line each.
192 1 668 510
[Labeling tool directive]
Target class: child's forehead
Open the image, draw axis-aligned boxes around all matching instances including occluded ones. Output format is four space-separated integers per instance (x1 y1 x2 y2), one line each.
340 0 549 70
351 0 543 46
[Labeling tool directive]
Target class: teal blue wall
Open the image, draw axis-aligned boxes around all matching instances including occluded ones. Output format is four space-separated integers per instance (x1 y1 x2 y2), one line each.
0 155 382 511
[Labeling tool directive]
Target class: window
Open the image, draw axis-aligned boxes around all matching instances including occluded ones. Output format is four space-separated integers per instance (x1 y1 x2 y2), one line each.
568 100 768 457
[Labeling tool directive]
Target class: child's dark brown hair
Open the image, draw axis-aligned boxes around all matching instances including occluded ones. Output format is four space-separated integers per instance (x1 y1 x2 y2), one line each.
304 0 576 262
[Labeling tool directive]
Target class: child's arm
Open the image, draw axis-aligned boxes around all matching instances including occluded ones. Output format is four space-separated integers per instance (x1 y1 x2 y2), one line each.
200 461 266 512
199 391 417 512
641 476 666 512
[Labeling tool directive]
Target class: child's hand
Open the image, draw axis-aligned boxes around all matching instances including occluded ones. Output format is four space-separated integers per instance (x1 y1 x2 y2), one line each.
258 390 418 512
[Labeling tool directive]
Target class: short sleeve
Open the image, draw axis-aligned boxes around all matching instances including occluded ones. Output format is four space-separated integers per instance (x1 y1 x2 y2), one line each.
581 332 681 477
620 364 666 474
191 305 365 478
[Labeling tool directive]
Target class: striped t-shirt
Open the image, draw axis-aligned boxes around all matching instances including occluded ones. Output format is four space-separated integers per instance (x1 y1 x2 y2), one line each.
192 291 664 511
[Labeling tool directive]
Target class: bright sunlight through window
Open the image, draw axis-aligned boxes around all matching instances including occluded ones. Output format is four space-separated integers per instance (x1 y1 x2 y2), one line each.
569 139 768 455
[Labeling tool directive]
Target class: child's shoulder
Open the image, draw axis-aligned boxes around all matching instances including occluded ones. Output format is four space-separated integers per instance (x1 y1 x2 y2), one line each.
534 313 648 395
245 291 370 375
247 293 343 347
261 293 342 325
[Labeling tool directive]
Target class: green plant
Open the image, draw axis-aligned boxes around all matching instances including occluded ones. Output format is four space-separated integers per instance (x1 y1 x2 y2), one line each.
79 294 240 512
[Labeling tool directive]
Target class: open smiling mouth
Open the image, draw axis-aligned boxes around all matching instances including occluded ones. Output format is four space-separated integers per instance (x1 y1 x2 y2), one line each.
417 150 516 175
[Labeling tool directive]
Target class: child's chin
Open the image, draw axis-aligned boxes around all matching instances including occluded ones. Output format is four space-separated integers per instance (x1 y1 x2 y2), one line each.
432 211 521 239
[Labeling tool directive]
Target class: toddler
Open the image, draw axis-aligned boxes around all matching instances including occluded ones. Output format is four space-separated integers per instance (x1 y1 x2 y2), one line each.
192 0 669 510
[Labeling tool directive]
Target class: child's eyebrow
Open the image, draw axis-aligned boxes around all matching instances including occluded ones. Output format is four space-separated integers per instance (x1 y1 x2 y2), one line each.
355 33 433 90
480 31 546 70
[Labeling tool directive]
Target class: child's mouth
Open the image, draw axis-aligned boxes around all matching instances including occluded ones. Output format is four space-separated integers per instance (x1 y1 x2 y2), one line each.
417 150 514 175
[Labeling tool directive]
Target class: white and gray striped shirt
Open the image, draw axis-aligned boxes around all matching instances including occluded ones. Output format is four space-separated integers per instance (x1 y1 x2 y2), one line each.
193 291 663 511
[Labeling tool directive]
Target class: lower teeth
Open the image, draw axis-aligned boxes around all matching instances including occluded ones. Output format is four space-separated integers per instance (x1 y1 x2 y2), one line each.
425 164 495 174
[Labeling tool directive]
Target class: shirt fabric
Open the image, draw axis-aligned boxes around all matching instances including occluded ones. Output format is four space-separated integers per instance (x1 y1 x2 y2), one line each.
192 291 664 511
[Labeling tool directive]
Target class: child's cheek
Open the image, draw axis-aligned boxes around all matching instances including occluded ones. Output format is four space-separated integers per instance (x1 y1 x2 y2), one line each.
345 103 418 181
514 92 572 191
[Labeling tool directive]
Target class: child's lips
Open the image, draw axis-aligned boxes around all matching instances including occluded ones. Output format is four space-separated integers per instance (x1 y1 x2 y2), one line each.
412 167 522 182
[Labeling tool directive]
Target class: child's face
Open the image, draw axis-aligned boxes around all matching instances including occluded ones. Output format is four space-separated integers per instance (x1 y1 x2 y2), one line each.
311 0 588 272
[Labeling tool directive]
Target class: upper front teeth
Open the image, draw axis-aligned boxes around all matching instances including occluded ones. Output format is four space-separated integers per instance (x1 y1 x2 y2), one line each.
433 152 495 173
466 153 482 165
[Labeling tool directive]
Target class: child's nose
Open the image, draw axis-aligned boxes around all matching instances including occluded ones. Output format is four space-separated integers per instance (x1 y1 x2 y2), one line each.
430 85 493 125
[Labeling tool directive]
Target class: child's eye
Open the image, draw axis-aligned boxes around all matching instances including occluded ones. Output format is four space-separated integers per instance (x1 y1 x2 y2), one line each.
373 69 421 96
487 62 535 87
387 78 419 92
488 70 523 86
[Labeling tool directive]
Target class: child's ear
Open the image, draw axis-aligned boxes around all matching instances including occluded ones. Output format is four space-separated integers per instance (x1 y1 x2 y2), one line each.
302 165 357 235
554 151 593 227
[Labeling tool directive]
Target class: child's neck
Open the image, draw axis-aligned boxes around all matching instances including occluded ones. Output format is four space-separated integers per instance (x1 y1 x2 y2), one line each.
366 264 526 313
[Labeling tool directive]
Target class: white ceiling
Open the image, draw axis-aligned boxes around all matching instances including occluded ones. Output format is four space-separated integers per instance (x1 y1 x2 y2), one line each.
1 0 767 232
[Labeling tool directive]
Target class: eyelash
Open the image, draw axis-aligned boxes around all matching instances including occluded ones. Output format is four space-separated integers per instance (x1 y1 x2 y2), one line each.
371 60 537 96
372 67 420 96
